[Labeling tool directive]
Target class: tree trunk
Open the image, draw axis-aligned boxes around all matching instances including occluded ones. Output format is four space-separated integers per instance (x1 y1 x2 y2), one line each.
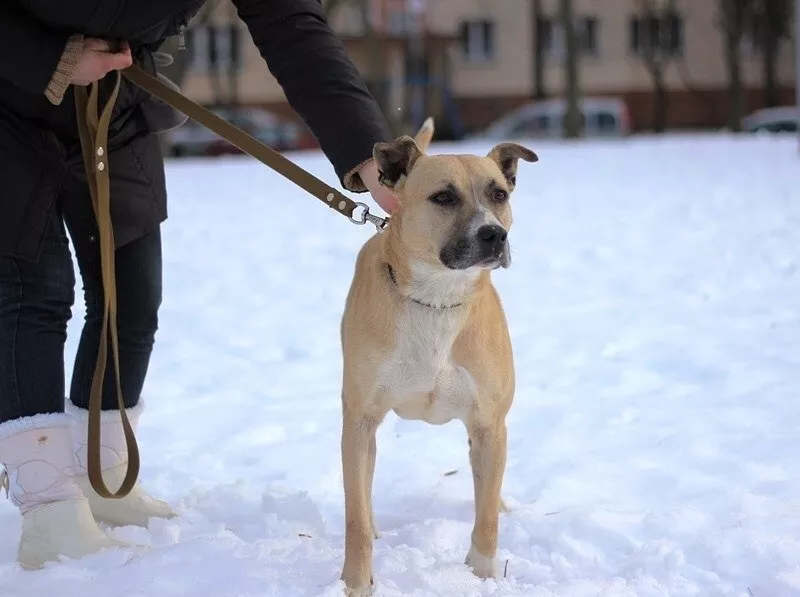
635 0 673 133
532 0 546 100
358 0 389 117
721 0 745 130
226 3 240 106
560 0 581 138
652 67 668 132
758 0 785 107
762 35 779 106
725 40 744 131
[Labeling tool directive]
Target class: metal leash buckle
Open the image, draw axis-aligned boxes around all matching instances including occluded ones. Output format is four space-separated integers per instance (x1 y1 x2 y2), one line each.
349 201 390 233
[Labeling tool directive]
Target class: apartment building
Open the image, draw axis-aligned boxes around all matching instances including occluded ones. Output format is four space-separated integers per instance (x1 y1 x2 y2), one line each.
174 0 797 136
440 0 797 132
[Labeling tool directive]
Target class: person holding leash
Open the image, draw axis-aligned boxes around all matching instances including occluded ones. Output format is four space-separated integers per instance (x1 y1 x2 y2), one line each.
0 0 398 568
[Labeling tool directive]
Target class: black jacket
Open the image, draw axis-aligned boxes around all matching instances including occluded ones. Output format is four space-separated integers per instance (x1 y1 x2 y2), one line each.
0 0 392 261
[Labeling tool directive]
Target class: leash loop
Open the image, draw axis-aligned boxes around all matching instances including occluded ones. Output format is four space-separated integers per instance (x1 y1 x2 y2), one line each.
74 72 141 499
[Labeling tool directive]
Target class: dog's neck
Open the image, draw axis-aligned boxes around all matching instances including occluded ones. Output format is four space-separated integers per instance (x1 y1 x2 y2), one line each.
385 259 481 310
380 213 485 310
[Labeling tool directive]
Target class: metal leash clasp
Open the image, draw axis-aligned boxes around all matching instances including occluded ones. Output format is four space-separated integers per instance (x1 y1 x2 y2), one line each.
349 201 390 233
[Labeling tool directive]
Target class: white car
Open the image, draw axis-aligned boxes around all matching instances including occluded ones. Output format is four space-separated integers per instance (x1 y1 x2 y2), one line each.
742 106 800 134
468 96 631 140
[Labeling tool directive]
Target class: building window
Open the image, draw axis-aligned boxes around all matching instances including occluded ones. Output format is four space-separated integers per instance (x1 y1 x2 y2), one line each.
186 25 243 73
629 12 683 57
459 20 495 62
581 17 598 54
386 9 409 34
386 2 424 35
537 17 599 57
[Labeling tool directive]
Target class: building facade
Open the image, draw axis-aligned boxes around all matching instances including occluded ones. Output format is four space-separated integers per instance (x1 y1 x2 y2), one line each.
173 0 797 137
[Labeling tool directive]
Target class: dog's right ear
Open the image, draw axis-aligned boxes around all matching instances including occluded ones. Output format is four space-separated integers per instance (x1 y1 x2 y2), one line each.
373 136 423 189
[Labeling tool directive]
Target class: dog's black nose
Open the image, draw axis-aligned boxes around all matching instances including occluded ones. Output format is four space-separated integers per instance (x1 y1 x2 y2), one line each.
477 224 508 248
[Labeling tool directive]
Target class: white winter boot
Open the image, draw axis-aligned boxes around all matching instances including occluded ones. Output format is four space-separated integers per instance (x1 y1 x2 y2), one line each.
67 402 175 527
0 413 133 569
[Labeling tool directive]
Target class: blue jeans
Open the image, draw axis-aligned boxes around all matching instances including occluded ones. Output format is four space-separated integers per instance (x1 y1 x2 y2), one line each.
0 204 162 424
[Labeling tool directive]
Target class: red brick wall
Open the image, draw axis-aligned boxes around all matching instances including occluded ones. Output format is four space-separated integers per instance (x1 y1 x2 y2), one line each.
623 87 797 131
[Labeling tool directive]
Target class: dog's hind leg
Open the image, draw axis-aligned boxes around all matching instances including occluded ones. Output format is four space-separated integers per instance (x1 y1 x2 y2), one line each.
341 406 381 595
464 421 508 579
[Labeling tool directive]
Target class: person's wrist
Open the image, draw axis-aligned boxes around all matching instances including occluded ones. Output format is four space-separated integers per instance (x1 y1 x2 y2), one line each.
357 159 380 192
358 159 399 214
45 34 85 106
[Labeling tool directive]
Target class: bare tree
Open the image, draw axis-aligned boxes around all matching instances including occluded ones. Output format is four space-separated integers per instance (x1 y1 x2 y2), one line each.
532 0 546 100
718 0 752 130
203 1 235 107
560 0 581 137
223 2 241 106
352 0 389 116
632 0 681 132
748 0 794 107
153 2 219 154
321 0 400 133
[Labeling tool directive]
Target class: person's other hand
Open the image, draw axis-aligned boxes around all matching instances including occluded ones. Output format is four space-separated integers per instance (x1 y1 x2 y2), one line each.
71 38 133 86
358 159 399 214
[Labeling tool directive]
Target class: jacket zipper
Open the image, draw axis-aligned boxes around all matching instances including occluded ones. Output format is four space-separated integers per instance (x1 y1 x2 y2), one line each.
177 24 187 50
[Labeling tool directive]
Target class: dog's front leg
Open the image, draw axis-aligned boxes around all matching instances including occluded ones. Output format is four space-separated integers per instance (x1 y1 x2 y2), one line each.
341 407 379 595
367 432 380 539
465 421 508 579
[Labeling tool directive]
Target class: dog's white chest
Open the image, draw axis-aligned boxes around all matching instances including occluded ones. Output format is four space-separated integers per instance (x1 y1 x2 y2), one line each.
377 307 478 425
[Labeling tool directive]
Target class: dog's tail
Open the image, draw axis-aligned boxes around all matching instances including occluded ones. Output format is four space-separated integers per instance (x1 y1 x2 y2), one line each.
414 117 435 153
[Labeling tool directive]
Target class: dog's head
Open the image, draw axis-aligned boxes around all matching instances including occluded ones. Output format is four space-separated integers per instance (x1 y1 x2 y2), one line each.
373 127 537 271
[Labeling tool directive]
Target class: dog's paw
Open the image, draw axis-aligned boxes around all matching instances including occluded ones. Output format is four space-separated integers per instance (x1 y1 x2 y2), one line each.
344 587 374 597
344 586 374 597
465 544 499 579
341 565 374 597
343 575 374 597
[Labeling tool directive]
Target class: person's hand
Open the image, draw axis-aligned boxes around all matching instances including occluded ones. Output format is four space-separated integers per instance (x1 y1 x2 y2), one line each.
358 159 399 214
70 38 133 86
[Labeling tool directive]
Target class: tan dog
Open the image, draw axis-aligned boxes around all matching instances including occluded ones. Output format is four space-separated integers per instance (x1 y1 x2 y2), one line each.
338 118 537 595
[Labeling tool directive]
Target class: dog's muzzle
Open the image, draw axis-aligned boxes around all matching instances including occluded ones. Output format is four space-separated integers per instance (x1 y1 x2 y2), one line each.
441 224 510 270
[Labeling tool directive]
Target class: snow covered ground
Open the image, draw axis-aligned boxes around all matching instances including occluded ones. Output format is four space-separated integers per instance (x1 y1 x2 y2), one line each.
1 133 799 596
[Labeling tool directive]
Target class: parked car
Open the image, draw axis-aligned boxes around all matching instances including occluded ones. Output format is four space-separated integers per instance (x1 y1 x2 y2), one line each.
741 106 799 133
164 106 315 157
469 96 631 140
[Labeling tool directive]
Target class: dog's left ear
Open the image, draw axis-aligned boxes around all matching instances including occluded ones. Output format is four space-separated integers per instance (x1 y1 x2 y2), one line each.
487 143 538 191
373 136 423 189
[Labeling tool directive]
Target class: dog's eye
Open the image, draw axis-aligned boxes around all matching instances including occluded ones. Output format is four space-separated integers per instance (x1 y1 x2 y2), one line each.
429 191 458 207
492 189 509 203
